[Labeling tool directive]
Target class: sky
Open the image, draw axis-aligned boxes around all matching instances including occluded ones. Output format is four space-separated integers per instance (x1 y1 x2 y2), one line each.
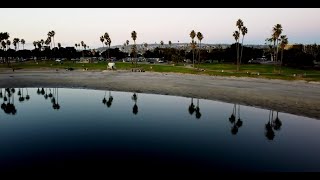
2 8 320 49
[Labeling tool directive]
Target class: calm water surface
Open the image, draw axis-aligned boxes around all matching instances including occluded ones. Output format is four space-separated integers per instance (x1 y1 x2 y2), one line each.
0 88 320 173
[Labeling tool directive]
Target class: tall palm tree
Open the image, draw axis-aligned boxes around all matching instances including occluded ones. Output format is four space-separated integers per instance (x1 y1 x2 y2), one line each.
279 35 288 74
51 30 56 48
81 41 85 58
197 32 203 68
20 39 25 50
6 40 11 50
13 38 20 51
103 33 110 60
100 36 105 49
236 19 243 71
190 30 196 67
240 26 248 64
33 41 37 49
233 31 240 71
106 37 111 61
131 31 137 67
272 24 283 63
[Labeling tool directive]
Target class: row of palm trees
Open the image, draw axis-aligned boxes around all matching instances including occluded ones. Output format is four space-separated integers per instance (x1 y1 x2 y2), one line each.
265 24 289 74
233 19 248 71
189 30 204 68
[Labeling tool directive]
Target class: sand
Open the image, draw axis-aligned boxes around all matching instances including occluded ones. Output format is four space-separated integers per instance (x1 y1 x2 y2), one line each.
1 68 320 119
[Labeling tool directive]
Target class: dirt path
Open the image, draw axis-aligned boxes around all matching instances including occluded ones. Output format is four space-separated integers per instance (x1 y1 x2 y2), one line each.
1 68 320 119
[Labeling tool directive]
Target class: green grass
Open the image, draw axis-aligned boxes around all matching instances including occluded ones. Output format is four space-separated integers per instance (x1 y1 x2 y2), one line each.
1 60 320 81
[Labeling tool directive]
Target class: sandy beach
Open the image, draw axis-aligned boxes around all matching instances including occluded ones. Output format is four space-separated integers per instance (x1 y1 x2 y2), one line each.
1 68 320 119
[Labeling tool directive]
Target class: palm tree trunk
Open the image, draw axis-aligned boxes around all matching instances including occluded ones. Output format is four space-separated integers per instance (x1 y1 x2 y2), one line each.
279 49 284 74
198 41 201 69
236 40 239 71
192 48 195 68
108 46 110 62
53 37 55 48
240 36 244 65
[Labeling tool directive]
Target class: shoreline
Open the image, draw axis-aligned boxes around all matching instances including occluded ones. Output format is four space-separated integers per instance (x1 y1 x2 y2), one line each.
1 69 320 119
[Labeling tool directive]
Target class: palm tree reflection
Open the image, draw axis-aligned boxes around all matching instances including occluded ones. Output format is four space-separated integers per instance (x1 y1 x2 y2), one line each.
106 91 113 108
188 98 201 119
228 104 243 135
1 88 17 115
132 93 138 115
265 110 282 140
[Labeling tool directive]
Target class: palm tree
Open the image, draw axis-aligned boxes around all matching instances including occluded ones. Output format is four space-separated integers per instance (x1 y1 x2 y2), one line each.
233 31 240 71
81 41 85 58
13 38 20 51
272 24 283 64
279 35 288 74
100 36 105 49
190 30 196 67
106 37 111 61
131 31 137 67
21 39 25 50
33 41 37 49
197 32 203 68
58 43 61 49
103 33 110 60
6 40 11 50
239 26 248 65
236 19 243 70
51 30 56 48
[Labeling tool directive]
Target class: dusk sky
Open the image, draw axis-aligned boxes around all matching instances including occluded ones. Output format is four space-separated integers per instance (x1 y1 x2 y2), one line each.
2 8 320 49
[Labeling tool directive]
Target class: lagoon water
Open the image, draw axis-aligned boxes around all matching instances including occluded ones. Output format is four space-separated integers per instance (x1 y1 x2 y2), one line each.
1 88 320 173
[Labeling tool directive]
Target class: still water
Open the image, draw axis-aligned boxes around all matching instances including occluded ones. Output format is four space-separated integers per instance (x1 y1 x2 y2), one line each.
0 88 320 173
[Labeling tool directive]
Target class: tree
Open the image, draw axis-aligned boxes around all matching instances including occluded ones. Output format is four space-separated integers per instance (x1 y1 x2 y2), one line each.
75 43 78 50
131 31 137 67
233 31 240 70
160 40 164 48
104 33 110 60
239 26 248 65
13 38 20 51
190 30 196 67
235 19 243 71
272 24 283 63
197 32 203 68
6 40 11 50
279 35 288 74
169 41 172 48
58 43 61 49
51 30 56 48
100 36 105 49
33 41 37 49
20 39 25 50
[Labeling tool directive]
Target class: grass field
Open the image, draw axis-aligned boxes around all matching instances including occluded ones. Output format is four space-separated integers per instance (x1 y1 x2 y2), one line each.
1 60 320 81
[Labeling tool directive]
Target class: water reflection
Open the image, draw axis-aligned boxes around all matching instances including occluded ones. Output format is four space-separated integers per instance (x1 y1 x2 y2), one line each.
1 88 17 115
265 110 282 140
102 91 113 108
188 98 201 119
132 93 138 115
1 88 320 172
35 88 61 110
228 104 243 135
